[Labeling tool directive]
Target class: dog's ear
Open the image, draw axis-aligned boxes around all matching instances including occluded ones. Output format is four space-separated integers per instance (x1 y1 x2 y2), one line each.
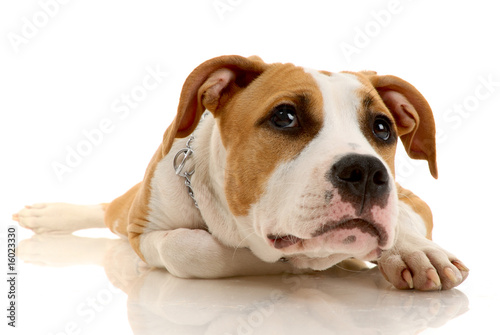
161 55 267 156
366 73 438 179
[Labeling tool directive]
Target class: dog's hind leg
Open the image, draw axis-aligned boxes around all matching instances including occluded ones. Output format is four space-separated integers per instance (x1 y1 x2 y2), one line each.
13 202 106 234
14 183 141 239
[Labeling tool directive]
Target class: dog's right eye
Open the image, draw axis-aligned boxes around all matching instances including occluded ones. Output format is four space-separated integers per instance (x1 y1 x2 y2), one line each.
270 104 299 129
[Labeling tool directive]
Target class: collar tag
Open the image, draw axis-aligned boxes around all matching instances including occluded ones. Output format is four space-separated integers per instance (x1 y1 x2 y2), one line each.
173 136 198 209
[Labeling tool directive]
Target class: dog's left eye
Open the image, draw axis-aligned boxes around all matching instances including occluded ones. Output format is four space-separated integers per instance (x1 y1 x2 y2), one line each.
373 117 392 141
270 104 299 129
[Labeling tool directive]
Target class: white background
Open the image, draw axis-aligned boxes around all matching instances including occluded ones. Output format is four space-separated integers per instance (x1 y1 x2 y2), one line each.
1 1 499 334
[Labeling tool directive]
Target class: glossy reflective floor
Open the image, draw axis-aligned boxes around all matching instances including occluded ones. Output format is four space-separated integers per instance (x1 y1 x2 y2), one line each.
4 1 500 334
10 226 495 335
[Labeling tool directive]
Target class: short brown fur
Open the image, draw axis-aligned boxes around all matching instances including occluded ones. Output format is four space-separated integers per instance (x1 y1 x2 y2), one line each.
397 184 433 239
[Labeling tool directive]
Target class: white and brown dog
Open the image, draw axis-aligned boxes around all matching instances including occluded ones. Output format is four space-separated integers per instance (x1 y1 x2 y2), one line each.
14 55 468 290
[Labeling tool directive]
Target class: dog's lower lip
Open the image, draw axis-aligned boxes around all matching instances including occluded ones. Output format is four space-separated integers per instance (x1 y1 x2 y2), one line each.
267 234 302 249
312 218 388 247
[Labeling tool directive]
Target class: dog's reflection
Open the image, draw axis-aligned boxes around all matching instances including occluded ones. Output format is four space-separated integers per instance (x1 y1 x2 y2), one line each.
18 234 468 335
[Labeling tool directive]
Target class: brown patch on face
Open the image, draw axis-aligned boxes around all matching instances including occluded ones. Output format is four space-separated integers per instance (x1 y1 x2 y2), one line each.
218 64 324 216
345 71 398 178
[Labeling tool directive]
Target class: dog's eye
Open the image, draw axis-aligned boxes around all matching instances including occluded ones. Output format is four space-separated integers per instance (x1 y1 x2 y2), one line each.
270 104 299 129
373 117 392 141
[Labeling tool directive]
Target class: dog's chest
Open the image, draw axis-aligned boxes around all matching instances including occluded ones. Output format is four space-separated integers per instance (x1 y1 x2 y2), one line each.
147 119 247 247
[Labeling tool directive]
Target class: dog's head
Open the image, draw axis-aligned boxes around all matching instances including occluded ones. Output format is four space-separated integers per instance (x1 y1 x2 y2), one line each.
163 55 437 269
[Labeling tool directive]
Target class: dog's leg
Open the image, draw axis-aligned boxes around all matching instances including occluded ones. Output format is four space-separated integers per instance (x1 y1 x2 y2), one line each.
13 203 105 234
13 183 140 237
378 187 469 290
138 228 294 278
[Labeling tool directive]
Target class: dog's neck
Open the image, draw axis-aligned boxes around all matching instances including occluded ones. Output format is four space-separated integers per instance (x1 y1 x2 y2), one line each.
183 114 250 247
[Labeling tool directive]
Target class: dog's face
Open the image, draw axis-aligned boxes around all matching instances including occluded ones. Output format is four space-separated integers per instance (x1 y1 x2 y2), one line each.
167 56 437 269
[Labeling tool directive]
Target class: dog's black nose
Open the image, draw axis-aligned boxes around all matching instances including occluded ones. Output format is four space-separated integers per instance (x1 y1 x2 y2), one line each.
329 154 390 213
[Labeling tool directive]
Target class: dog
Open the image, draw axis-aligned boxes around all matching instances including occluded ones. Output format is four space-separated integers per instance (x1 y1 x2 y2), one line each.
14 55 468 290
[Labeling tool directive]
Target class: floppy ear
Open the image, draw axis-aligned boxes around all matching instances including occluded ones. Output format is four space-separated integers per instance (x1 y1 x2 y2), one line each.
365 72 438 179
161 55 267 156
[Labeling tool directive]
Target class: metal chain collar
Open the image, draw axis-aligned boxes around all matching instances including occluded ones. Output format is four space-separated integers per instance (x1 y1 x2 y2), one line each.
173 135 199 209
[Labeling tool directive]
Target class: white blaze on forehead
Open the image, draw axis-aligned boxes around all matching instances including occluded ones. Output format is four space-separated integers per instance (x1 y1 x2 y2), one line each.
299 70 396 180
303 69 369 152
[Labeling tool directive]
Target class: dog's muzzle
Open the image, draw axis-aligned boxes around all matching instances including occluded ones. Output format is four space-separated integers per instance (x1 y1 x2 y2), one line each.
267 154 394 258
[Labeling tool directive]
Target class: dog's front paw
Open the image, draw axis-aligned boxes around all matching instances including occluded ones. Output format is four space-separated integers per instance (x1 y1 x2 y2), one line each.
378 243 469 291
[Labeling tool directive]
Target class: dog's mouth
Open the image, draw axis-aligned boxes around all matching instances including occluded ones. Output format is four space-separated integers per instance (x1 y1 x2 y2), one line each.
267 234 303 249
266 218 388 250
